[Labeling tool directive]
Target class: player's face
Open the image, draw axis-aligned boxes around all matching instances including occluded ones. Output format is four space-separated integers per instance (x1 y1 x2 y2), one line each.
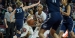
62 0 67 5
37 5 43 11
8 7 12 12
30 10 33 15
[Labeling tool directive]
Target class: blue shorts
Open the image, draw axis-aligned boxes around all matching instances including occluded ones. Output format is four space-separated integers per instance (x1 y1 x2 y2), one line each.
15 19 23 31
60 18 73 32
41 12 62 30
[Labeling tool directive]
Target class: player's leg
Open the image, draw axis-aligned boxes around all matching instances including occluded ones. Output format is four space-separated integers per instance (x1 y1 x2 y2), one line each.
38 16 52 38
50 28 59 38
38 15 48 38
16 25 21 37
59 23 66 38
15 25 22 38
50 21 61 38
68 22 75 38
38 29 46 38
59 31 64 38
15 19 23 37
69 31 75 38
49 13 62 38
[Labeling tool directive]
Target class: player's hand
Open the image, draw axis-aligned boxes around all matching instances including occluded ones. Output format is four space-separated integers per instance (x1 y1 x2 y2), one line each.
10 20 13 23
37 0 40 4
13 19 16 22
39 19 43 23
6 25 8 28
61 12 65 15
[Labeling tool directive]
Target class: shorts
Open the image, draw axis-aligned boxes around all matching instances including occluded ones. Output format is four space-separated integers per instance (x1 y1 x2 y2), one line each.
41 12 62 30
60 19 73 32
15 19 23 31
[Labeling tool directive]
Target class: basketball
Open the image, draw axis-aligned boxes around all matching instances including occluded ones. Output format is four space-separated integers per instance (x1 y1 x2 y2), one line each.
27 19 35 26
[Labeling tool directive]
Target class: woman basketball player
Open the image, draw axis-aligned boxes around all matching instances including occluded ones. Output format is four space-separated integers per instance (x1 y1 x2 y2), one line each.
10 0 40 37
59 0 75 38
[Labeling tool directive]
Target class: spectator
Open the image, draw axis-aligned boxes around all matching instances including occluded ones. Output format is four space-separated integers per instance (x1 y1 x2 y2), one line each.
4 6 15 38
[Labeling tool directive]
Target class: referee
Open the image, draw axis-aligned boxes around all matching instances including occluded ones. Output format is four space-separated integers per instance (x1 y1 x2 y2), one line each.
4 6 15 38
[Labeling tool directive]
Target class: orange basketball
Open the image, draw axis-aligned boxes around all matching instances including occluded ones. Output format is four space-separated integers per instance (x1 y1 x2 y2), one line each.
27 19 35 26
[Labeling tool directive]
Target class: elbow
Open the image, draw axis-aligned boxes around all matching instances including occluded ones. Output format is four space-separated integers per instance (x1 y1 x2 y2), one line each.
65 14 70 16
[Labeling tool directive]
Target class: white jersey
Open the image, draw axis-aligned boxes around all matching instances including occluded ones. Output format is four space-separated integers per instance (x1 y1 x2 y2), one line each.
31 27 50 38
35 11 47 21
21 22 33 37
34 11 48 38
21 15 34 37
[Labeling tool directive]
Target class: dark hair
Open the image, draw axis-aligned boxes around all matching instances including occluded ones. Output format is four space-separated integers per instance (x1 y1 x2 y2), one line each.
28 9 33 13
68 0 72 3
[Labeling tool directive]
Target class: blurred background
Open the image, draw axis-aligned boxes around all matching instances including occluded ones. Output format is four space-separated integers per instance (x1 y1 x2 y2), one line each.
0 0 75 38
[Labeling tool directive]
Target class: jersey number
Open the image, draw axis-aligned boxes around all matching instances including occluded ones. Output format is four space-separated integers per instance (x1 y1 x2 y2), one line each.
52 0 56 3
17 9 22 13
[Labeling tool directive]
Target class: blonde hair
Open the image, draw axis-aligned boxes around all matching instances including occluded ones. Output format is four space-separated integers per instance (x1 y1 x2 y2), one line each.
16 1 22 7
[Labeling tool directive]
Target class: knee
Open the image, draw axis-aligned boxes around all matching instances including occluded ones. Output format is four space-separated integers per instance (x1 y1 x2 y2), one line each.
50 29 56 36
38 32 43 36
70 32 75 38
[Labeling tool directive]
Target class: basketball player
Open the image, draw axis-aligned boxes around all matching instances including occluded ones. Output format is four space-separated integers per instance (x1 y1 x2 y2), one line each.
10 1 40 37
21 18 33 38
35 4 47 26
34 4 47 38
21 12 34 38
29 9 34 16
59 0 75 38
38 0 62 38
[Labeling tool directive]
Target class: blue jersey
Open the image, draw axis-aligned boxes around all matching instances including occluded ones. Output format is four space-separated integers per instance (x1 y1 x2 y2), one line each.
15 7 24 19
72 0 75 3
62 5 73 23
46 0 60 12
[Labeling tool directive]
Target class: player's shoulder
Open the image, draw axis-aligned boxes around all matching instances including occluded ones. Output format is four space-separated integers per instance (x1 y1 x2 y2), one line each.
42 11 46 14
41 11 46 15
36 12 38 14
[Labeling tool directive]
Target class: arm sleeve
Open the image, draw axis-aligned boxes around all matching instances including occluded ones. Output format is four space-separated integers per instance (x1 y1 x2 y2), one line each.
4 12 7 19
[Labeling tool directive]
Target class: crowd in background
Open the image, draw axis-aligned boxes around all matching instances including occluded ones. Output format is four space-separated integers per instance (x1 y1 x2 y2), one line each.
0 0 75 38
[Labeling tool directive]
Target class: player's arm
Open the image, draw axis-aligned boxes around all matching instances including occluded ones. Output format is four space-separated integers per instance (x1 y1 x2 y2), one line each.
23 1 40 10
62 5 71 16
34 13 40 27
10 9 16 22
60 7 63 14
4 13 8 28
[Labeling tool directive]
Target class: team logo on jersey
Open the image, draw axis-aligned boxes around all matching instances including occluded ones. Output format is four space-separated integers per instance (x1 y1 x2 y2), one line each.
16 9 22 13
42 24 47 28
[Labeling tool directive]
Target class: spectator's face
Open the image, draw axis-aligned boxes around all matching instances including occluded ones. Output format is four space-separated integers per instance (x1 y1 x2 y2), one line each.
8 7 13 12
